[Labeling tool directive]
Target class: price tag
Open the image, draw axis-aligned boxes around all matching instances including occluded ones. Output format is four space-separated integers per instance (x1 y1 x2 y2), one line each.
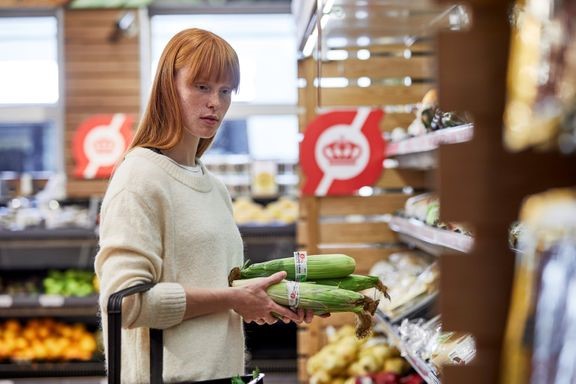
293 251 308 281
286 281 300 309
39 295 65 307
0 295 13 308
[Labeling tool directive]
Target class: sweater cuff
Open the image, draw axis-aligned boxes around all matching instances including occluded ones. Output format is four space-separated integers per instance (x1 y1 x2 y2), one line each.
145 283 186 329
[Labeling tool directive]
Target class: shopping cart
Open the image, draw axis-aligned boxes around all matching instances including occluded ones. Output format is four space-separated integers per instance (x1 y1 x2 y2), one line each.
107 283 265 384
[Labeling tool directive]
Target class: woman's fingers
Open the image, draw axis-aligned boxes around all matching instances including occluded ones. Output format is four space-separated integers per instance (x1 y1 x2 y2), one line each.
263 271 287 286
304 309 314 323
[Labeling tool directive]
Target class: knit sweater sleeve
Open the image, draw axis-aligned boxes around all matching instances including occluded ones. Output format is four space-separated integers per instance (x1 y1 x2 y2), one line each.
95 188 186 330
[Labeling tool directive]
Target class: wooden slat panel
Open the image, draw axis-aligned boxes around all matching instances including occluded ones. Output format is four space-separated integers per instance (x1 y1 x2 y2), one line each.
65 46 140 59
319 83 432 106
66 80 140 94
65 95 140 108
376 168 430 189
64 25 136 43
320 56 435 79
297 356 308 384
318 194 409 216
66 61 140 74
368 41 434 55
298 221 397 244
67 105 141 114
64 9 141 198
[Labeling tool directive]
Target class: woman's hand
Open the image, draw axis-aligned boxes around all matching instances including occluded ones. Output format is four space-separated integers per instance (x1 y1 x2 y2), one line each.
231 271 314 325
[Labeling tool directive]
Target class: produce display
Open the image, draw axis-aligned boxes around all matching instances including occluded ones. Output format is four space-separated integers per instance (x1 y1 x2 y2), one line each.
399 193 472 236
43 269 97 297
0 275 41 295
0 269 98 298
502 188 576 384
229 253 389 338
0 198 94 231
306 324 422 384
232 196 298 225
369 251 438 321
0 318 98 362
503 0 576 154
398 316 476 375
389 89 472 142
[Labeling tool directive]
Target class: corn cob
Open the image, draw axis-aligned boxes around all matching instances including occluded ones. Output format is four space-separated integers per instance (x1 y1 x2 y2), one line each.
311 274 390 300
228 254 356 285
231 279 378 338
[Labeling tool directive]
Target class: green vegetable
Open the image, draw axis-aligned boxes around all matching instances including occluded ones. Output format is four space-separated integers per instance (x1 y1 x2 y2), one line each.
228 254 356 284
311 274 390 300
232 279 377 338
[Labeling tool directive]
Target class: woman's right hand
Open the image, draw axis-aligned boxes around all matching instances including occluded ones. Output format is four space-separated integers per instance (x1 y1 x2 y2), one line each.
230 271 305 325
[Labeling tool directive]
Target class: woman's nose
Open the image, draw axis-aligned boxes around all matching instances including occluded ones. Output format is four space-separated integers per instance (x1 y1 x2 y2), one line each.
207 91 220 109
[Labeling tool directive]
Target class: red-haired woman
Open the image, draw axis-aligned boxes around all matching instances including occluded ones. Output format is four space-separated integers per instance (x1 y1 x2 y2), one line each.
95 28 310 383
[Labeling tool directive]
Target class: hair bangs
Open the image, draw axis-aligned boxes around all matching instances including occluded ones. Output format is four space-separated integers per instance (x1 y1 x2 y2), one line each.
186 36 240 90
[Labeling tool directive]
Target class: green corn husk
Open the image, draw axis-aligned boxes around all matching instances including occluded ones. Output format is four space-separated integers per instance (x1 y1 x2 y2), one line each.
231 279 378 338
228 254 356 285
311 274 391 300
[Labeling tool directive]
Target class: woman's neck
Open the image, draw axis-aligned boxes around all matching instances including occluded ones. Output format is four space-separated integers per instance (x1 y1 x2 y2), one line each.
163 137 199 166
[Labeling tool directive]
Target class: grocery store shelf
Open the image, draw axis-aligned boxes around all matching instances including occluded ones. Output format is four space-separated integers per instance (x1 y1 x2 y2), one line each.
0 294 98 317
376 312 440 384
386 125 473 169
0 361 105 379
386 124 473 157
389 216 472 255
0 228 97 241
384 291 438 324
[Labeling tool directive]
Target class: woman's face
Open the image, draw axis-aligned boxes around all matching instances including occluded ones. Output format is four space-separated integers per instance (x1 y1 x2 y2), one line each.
175 66 233 140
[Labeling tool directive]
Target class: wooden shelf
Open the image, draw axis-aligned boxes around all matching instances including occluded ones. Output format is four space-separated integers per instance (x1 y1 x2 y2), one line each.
386 124 473 169
387 124 473 157
389 216 472 255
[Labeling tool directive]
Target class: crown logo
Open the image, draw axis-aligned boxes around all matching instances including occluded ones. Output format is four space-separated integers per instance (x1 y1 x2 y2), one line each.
94 137 116 154
322 136 362 165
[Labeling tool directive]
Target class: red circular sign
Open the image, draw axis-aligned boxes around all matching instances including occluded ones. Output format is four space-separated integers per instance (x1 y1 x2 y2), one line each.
72 114 134 179
300 108 386 196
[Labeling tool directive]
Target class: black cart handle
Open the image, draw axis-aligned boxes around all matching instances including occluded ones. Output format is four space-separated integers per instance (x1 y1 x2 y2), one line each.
107 283 163 384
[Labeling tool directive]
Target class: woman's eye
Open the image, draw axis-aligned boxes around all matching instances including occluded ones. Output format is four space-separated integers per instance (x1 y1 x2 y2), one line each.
196 84 209 91
221 89 231 96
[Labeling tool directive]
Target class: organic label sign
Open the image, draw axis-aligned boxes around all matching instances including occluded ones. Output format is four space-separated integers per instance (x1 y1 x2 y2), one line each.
73 114 134 179
300 108 385 196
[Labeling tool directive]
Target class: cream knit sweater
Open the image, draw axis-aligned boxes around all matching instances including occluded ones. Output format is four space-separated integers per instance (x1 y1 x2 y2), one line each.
95 147 245 383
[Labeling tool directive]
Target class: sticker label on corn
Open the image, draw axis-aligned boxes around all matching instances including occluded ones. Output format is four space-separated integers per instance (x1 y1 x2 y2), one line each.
293 251 308 281
286 281 300 308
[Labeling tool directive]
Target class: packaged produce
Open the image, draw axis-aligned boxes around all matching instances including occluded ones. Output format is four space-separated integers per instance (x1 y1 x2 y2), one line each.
504 0 576 153
502 188 576 384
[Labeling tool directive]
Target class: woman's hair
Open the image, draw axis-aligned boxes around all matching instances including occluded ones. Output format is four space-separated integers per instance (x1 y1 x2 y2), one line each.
128 28 240 157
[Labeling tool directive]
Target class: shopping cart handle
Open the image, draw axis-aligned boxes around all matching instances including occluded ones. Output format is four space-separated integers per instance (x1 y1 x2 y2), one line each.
107 282 160 384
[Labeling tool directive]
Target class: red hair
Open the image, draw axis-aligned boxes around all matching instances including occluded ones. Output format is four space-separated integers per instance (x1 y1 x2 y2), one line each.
129 28 240 157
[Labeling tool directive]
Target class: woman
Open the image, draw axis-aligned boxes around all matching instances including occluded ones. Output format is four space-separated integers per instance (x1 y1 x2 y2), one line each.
95 28 310 383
